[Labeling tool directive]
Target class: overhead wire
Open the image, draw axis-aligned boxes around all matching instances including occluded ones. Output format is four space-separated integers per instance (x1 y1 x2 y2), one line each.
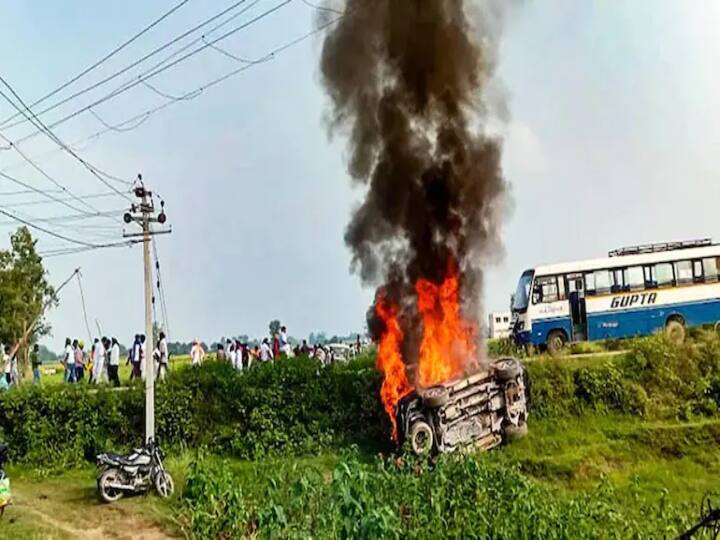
0 0 193 128
1 0 258 132
76 270 94 343
9 0 294 145
2 7 347 179
152 239 170 340
0 78 135 197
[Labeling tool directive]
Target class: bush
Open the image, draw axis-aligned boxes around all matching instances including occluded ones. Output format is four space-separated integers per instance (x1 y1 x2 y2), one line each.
180 449 694 539
1 334 719 466
0 358 389 466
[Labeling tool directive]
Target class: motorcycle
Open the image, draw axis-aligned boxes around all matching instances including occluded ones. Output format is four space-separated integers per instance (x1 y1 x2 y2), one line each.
96 438 174 503
0 443 10 517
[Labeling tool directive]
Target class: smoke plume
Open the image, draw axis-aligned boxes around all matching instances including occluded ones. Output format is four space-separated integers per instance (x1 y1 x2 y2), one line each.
320 0 508 379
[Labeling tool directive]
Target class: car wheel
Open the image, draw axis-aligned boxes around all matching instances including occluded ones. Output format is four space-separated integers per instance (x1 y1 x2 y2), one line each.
546 331 566 356
155 471 175 498
505 423 528 441
665 319 685 345
409 421 434 456
422 386 450 408
492 358 523 381
98 469 124 503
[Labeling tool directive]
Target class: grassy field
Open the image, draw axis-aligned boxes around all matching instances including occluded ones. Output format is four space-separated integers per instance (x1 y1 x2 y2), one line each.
1 413 717 538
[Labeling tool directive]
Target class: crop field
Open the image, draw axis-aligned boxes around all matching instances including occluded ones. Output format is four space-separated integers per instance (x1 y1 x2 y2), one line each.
1 335 719 538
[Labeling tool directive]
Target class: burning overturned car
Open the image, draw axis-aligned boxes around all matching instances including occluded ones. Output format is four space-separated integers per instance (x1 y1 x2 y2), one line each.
396 358 529 456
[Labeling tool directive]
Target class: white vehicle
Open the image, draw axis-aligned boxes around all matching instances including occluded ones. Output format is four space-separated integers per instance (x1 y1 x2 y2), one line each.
511 239 720 354
328 343 352 362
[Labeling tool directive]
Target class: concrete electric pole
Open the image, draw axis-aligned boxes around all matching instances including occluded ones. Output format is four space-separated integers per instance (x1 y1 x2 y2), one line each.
124 174 171 443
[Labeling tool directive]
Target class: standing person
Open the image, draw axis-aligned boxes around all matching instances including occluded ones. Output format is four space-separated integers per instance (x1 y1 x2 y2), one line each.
74 340 85 382
243 343 252 370
280 326 292 357
130 335 142 380
260 338 274 363
108 338 121 387
64 338 76 383
228 340 237 370
190 339 205 367
93 337 107 384
2 346 11 386
216 343 225 362
301 339 310 355
31 344 41 384
272 333 281 359
157 332 169 382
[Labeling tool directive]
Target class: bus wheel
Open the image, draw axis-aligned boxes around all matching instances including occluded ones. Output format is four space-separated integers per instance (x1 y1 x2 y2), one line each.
665 319 685 345
546 331 566 356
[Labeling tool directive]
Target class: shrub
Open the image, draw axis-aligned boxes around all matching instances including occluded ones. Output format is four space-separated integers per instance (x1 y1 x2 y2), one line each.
180 449 694 539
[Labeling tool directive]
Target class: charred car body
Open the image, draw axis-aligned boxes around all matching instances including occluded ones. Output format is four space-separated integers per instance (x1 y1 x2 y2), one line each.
397 358 529 455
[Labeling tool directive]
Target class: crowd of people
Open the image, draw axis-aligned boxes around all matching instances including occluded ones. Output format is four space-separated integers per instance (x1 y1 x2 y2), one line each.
16 332 172 388
215 326 364 368
0 324 365 389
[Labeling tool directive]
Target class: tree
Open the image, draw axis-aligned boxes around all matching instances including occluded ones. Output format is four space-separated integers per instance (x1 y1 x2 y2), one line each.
269 319 281 337
0 227 55 374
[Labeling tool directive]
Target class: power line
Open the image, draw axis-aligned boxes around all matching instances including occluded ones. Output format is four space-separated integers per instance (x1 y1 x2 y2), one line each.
0 78 135 197
1 0 256 132
76 271 94 344
0 206 120 248
0 0 192 128
0 209 124 226
2 11 346 175
0 169 99 216
9 0 294 145
38 240 139 258
0 192 122 209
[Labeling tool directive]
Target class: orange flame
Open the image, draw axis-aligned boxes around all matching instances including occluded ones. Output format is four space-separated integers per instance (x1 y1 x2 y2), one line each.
374 257 478 440
374 292 413 440
416 259 477 387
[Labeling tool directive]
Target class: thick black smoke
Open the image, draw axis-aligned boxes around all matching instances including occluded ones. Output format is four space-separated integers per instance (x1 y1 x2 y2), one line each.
320 0 508 363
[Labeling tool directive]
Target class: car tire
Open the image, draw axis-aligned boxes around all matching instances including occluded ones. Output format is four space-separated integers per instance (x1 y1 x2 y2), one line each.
505 423 528 441
98 469 124 504
546 331 566 356
409 420 434 456
492 358 523 382
422 386 450 408
665 319 685 344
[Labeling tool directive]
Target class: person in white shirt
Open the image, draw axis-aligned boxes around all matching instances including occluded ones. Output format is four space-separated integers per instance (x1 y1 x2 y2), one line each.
228 341 237 370
191 339 205 366
157 332 169 381
108 337 121 387
260 339 274 362
64 338 76 383
93 337 107 384
280 326 293 357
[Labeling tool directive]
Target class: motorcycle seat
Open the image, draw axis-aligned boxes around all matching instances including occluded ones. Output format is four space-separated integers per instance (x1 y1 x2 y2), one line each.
105 451 151 467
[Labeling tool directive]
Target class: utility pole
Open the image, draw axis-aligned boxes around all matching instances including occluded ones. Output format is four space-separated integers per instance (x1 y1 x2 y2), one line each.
124 174 171 443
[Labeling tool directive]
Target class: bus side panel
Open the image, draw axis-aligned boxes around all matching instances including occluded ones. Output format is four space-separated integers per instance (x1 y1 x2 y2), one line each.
586 283 720 340
527 301 572 346
530 317 573 346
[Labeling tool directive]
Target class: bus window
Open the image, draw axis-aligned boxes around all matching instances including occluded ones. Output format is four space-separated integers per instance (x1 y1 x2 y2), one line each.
703 258 719 283
534 276 559 303
594 269 611 294
624 266 645 292
643 265 657 288
611 269 624 293
693 260 704 283
675 260 692 285
584 272 596 295
655 263 674 288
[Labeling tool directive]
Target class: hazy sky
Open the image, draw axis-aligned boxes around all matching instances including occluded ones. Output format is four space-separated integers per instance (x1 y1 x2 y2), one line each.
1 1 719 348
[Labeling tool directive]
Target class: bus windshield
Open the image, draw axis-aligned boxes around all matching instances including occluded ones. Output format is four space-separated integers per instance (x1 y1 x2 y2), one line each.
513 271 534 311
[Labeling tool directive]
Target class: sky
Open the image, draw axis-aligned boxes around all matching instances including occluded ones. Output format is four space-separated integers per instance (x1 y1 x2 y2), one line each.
0 1 719 349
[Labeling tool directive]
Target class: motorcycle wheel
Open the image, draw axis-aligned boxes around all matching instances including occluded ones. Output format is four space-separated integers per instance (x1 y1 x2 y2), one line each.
154 471 174 498
98 469 124 503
